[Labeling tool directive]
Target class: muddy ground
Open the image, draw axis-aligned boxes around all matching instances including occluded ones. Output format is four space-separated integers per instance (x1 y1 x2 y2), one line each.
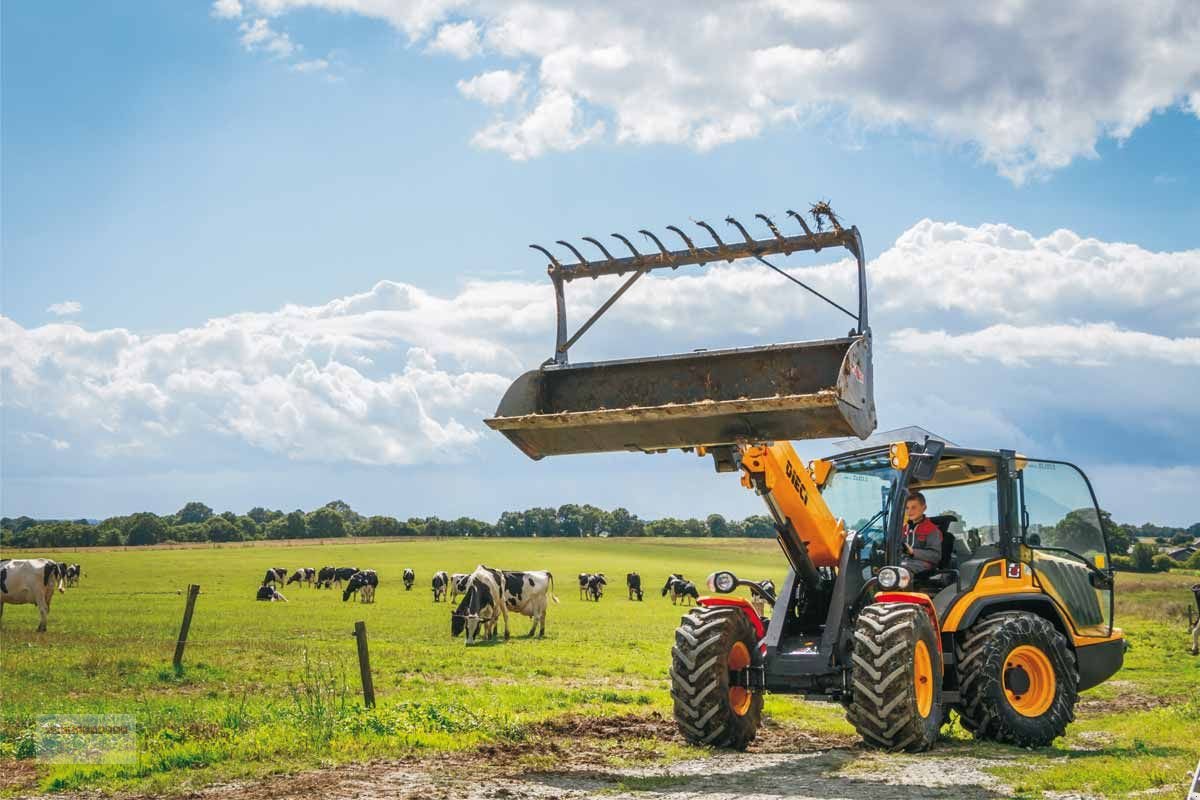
16 714 1027 800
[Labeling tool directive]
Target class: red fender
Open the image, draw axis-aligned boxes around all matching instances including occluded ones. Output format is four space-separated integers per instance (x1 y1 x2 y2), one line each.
697 596 766 640
873 591 941 652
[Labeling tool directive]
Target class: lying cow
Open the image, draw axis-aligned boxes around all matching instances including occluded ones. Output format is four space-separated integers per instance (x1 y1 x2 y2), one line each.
1190 583 1199 657
449 573 470 604
626 572 643 601
316 566 336 588
497 568 559 638
343 570 379 603
403 568 415 591
587 573 607 601
286 567 315 588
451 566 502 645
262 567 287 587
1 559 66 631
662 574 698 606
256 585 287 602
432 570 449 602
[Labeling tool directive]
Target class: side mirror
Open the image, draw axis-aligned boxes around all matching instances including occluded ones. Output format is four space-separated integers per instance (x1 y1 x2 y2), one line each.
706 571 738 593
1089 570 1114 591
911 438 945 482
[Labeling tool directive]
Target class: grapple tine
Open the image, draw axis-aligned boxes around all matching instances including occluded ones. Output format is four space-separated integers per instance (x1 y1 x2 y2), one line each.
557 240 590 268
665 225 703 265
529 244 564 270
786 209 820 252
756 213 791 255
695 220 733 262
638 229 676 267
581 236 616 261
725 215 755 246
610 233 642 275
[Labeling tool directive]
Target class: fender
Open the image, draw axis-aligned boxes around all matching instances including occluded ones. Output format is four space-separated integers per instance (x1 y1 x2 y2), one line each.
873 591 941 652
698 596 766 640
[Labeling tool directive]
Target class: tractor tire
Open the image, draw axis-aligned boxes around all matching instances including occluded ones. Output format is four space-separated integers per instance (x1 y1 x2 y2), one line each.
845 603 942 751
956 611 1077 747
670 606 763 750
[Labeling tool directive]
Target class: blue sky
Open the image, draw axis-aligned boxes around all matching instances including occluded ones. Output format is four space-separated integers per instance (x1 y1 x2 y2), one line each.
3 1 1198 526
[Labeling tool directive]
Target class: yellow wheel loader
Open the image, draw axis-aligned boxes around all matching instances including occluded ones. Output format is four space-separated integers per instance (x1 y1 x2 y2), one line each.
486 205 1125 751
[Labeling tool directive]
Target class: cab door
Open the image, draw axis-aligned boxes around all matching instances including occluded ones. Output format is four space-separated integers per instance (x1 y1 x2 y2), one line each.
1017 459 1114 638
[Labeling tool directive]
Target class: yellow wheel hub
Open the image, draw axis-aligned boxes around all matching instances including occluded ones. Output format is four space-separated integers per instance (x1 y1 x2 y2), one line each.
913 639 934 718
727 641 752 716
1004 645 1056 717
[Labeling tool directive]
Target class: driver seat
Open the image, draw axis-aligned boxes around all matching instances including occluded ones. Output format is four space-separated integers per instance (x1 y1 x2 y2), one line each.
920 515 961 590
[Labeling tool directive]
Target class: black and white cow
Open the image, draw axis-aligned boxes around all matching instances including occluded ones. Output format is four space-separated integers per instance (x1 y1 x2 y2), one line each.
497 568 559 638
662 574 697 606
343 570 379 603
449 573 471 604
332 567 358 588
0 559 66 631
316 566 336 589
64 564 82 588
450 566 503 645
432 570 449 602
286 567 316 588
587 573 607 601
626 572 643 601
262 567 287 587
256 584 287 602
403 568 415 591
578 573 592 600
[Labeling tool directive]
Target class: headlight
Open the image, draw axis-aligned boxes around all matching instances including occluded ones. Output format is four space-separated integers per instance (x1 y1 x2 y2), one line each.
707 571 738 593
894 567 913 590
878 567 899 589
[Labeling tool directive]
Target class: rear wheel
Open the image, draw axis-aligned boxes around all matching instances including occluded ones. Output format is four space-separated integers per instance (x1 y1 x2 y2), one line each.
670 606 762 749
845 603 943 751
956 611 1077 746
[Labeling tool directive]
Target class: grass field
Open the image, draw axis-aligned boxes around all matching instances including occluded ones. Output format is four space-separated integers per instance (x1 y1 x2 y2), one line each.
1 538 1197 798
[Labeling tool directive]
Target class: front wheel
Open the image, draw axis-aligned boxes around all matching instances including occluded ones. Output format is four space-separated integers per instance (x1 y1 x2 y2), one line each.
845 603 943 751
670 606 763 750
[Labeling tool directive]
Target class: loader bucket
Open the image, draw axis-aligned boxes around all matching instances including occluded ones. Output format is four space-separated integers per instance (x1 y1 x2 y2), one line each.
485 335 875 459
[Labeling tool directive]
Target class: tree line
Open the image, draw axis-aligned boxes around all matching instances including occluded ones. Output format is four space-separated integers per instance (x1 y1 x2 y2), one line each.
0 500 782 549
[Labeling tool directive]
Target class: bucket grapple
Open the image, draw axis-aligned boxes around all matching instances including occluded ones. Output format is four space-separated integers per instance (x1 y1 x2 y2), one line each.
485 203 876 459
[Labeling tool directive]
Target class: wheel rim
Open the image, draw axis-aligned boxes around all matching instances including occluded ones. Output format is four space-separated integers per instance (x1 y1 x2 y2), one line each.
1004 645 1056 717
913 639 934 718
727 641 752 717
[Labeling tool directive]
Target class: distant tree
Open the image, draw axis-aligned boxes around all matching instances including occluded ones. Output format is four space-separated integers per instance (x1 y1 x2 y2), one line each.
236 516 261 540
176 502 214 525
126 513 167 546
361 515 402 537
706 514 729 538
608 508 641 537
246 507 272 525
205 515 241 543
1186 550 1200 570
1151 554 1173 572
1130 542 1156 572
742 515 777 539
556 504 583 537
307 507 347 538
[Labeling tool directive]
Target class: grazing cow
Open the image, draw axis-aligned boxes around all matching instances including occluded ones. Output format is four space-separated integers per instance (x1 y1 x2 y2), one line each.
578 573 592 600
316 566 336 589
587 573 607 601
497 568 559 638
343 570 379 603
626 572 643 601
661 574 684 602
256 585 287 602
332 567 358 588
451 565 504 645
262 567 287 587
432 570 449 602
403 568 415 591
64 564 82 588
662 574 697 606
449 573 471 604
0 559 66 631
1190 583 1200 656
286 568 315 588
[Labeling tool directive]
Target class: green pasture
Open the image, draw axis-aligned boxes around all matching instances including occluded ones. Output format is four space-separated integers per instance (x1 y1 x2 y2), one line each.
0 539 1196 798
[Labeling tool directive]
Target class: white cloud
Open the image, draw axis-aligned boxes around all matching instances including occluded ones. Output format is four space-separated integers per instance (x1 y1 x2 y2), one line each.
291 58 330 74
18 432 70 451
427 19 482 59
470 88 604 159
211 0 243 19
457 69 524 106
3 218 1197 473
239 18 297 59
46 301 82 317
227 0 1200 180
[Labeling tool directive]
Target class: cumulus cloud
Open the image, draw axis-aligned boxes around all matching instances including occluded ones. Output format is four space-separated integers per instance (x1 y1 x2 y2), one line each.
457 69 524 106
4 218 1196 474
211 0 243 18
224 0 1200 180
239 18 297 59
428 19 482 59
46 301 82 316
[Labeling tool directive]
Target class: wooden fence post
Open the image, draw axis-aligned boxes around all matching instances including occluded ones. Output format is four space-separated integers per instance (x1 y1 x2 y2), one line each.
353 621 376 708
173 584 200 671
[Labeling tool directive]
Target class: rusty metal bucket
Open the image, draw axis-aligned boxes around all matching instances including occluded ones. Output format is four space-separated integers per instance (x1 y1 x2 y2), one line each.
485 335 875 459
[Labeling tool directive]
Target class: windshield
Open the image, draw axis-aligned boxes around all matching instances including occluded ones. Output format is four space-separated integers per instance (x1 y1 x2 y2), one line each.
823 456 900 546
